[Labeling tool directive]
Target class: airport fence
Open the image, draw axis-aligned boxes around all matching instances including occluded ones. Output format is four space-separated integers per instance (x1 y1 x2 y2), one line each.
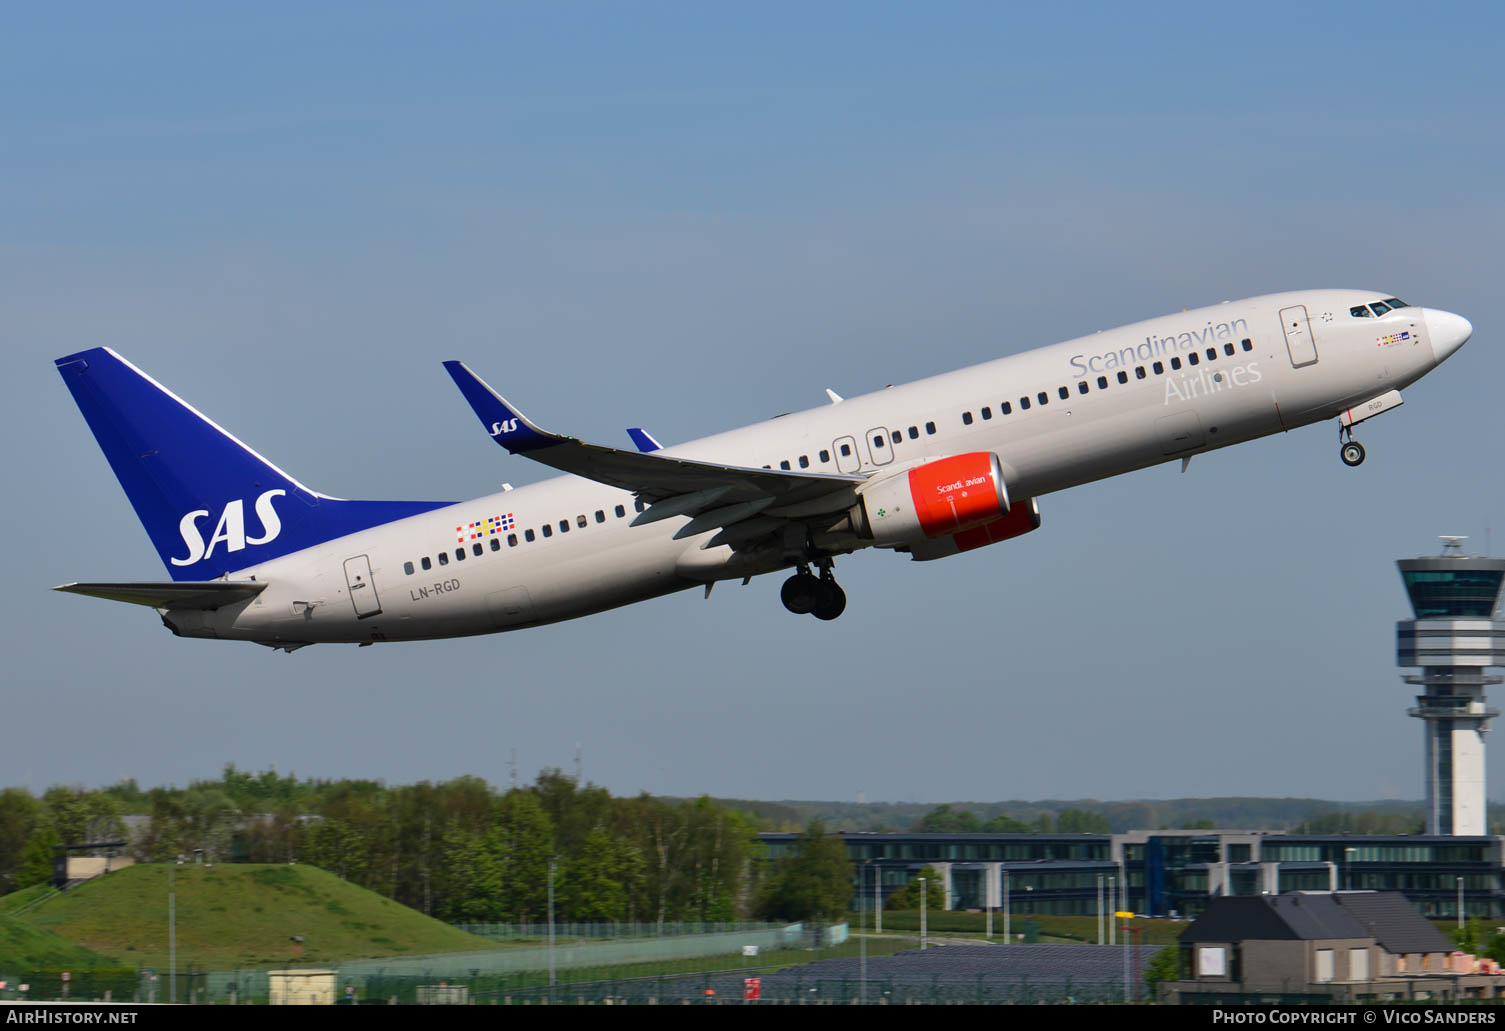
455 920 782 941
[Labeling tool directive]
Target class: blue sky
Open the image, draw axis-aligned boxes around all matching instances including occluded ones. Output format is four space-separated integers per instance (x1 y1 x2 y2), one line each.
4 2 1504 804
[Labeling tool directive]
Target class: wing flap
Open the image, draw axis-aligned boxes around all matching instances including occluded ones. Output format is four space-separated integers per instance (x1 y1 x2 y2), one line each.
54 580 268 609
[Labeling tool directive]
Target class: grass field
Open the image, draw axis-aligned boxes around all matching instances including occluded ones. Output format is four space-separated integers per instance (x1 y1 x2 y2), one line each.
0 908 117 976
0 864 505 970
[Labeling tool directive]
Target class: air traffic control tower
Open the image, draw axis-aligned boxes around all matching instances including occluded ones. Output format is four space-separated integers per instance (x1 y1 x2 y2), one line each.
1398 537 1505 835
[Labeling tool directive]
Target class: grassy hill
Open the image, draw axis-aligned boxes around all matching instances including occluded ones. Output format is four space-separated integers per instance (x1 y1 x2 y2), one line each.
0 864 505 970
0 909 118 976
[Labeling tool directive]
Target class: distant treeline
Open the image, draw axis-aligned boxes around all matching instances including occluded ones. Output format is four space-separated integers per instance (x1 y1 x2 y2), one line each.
0 768 791 925
702 797 1475 835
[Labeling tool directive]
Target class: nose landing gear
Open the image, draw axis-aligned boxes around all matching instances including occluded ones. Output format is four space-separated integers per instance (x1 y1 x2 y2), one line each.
780 560 847 620
1339 423 1366 467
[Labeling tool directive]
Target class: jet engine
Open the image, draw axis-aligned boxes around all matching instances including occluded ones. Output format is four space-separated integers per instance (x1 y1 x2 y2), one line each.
850 452 1010 547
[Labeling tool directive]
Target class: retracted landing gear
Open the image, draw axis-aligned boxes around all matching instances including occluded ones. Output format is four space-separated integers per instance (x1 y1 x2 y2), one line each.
1339 422 1366 467
780 560 847 620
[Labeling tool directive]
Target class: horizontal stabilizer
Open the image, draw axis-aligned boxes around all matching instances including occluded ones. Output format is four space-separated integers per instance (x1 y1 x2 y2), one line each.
54 580 268 609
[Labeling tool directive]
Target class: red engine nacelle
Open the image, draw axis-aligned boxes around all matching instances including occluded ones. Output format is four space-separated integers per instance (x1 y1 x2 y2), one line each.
905 497 1041 561
851 452 1010 547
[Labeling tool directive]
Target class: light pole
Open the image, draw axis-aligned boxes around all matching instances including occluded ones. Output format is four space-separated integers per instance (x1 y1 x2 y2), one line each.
875 861 882 934
919 877 928 951
1458 876 1465 929
860 861 868 1004
547 856 558 992
1097 873 1105 944
1003 869 1010 943
168 867 176 1005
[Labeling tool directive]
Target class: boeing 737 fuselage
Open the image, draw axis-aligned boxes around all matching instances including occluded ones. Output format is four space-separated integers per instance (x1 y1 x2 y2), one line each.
54 289 1471 650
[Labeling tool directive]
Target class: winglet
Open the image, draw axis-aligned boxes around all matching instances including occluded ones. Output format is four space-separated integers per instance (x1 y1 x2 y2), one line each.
443 361 558 453
626 427 663 453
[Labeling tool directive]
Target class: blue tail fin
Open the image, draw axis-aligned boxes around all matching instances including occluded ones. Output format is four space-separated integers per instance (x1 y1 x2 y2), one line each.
56 348 452 580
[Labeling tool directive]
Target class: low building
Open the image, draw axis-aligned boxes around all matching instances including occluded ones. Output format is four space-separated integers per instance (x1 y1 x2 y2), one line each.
761 830 1505 920
1160 892 1505 1004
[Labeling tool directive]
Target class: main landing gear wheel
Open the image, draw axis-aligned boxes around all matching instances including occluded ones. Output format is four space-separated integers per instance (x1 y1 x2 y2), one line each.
811 578 847 621
780 566 818 614
1340 440 1366 467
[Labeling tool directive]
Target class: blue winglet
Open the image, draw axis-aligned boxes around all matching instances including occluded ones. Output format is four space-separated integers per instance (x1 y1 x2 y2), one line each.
626 427 663 453
443 361 556 454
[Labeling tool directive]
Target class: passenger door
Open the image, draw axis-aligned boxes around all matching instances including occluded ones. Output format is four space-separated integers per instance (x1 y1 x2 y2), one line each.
1280 305 1318 368
343 555 382 618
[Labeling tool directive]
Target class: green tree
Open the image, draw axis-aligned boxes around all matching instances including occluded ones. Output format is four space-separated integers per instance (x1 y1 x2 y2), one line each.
913 805 981 833
759 820 852 923
1145 944 1182 996
18 824 59 889
560 828 642 922
1057 809 1110 834
982 814 1031 833
0 788 42 893
885 865 945 911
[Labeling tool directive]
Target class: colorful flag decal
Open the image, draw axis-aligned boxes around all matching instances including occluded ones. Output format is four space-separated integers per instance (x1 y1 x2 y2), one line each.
457 513 515 542
1376 331 1410 347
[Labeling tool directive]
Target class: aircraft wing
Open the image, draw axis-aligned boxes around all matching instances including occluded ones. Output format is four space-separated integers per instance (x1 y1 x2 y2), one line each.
444 361 864 534
54 580 268 609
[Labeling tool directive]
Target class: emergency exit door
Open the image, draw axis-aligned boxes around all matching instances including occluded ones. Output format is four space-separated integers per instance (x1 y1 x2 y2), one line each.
343 555 382 619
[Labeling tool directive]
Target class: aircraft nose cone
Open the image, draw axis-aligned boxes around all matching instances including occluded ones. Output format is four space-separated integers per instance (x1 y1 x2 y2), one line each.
1425 308 1472 366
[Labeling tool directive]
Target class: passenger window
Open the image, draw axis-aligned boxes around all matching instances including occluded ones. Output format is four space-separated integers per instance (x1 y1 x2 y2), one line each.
542 525 552 538
559 519 569 533
525 529 536 542
1224 342 1235 356
779 460 791 470
1205 347 1216 361
1188 352 1200 366
489 538 500 552
891 430 901 443
507 534 518 547
820 449 831 462
473 543 483 556
1152 361 1163 374
1170 357 1181 370
635 500 646 513
1037 391 1048 405
577 514 587 528
1242 338 1253 352
422 556 432 570
840 443 852 456
908 426 919 439
1135 366 1146 379
455 548 465 561
1020 396 1030 410
924 421 936 435
1077 381 1089 395
1001 401 1012 414
404 561 415 575
799 455 809 468
1097 376 1108 389
872 435 885 449
981 406 992 419
1351 305 1373 318
615 504 626 518
1116 371 1128 384
438 552 449 566
1058 386 1069 400
962 411 973 425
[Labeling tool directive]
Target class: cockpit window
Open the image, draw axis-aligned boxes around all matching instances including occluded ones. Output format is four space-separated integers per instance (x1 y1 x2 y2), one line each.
1350 306 1372 318
1383 297 1408 309
1369 301 1391 316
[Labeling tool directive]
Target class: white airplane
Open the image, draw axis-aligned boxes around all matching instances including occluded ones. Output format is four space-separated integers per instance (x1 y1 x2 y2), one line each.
54 290 1471 650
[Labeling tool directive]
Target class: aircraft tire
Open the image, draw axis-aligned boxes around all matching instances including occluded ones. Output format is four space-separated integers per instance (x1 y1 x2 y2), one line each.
1340 441 1366 467
811 581 847 621
781 573 817 614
